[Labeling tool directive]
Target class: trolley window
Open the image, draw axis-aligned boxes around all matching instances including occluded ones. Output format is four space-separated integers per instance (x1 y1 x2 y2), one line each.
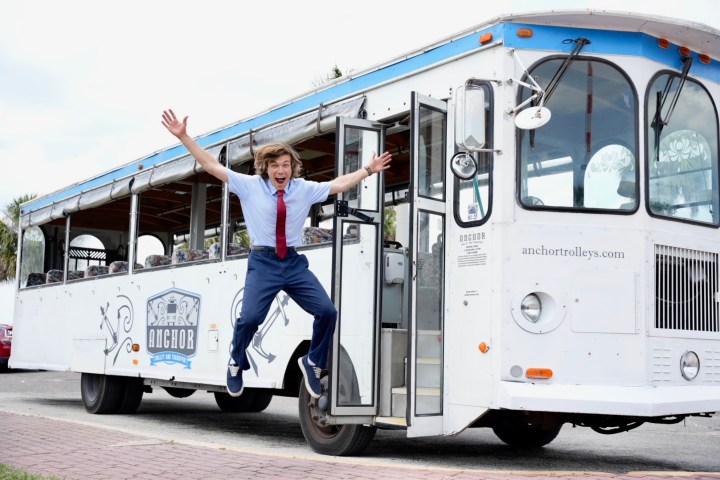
518 58 638 211
646 72 719 225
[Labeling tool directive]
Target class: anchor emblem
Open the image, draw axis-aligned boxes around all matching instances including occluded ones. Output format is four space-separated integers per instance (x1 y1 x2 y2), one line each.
99 295 134 365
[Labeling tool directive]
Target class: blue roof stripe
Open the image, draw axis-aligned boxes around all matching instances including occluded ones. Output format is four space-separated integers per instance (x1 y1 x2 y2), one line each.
505 22 718 81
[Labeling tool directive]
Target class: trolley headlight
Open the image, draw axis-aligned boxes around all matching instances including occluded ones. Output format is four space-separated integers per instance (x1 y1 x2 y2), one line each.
520 294 542 323
512 287 565 334
680 351 700 380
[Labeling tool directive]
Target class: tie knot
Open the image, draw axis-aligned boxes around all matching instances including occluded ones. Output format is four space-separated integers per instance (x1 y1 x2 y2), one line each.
278 190 284 198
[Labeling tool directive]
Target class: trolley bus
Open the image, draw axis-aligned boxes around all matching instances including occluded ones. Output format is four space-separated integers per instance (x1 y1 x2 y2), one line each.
10 9 720 455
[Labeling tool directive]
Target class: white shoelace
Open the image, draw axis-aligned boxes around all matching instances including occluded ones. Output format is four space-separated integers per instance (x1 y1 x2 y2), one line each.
229 363 240 377
312 365 321 379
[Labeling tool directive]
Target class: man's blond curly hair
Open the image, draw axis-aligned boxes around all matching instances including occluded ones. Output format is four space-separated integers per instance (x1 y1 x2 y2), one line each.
253 143 303 179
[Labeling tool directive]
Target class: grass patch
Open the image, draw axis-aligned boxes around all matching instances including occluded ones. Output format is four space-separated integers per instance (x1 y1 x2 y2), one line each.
0 464 61 480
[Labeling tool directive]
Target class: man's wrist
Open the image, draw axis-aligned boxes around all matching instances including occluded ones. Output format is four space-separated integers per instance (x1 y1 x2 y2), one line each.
364 166 373 177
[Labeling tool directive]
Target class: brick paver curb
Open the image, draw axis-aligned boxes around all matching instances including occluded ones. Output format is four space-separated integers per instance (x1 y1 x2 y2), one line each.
1 412 719 480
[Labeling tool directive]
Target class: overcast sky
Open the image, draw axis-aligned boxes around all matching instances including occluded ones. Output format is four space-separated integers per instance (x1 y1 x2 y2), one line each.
1 0 719 318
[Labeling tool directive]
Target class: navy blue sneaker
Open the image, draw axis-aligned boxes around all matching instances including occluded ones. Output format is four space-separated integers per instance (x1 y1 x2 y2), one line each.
298 355 321 399
226 361 244 397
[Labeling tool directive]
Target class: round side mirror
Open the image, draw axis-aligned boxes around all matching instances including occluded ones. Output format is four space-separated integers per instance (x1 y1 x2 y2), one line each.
514 106 551 130
450 152 477 180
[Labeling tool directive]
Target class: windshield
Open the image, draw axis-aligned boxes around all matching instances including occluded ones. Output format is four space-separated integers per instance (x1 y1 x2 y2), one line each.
518 58 637 211
646 73 719 225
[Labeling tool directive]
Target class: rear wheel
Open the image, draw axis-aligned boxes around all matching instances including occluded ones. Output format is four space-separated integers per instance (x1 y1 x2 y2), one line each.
80 373 124 414
214 391 256 412
247 391 273 412
117 377 144 414
493 423 562 448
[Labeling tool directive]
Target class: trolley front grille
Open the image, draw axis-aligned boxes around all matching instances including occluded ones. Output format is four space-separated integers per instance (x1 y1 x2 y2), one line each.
655 245 720 332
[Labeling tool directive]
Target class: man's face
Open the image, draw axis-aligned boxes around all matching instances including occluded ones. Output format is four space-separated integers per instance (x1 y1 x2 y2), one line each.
267 154 292 190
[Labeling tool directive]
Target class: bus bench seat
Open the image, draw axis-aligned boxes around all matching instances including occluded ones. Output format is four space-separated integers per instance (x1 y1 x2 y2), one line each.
68 270 84 280
171 248 209 264
84 265 109 278
26 272 46 286
46 270 63 283
144 254 171 268
46 269 84 283
108 261 143 273
208 242 248 259
302 227 333 245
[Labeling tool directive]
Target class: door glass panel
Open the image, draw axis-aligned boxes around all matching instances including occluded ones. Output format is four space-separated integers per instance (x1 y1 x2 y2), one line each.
418 106 446 201
415 210 444 415
456 152 491 223
343 126 380 212
337 221 379 406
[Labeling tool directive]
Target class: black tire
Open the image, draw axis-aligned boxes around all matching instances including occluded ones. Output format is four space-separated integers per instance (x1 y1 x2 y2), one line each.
80 373 125 414
117 377 144 414
163 387 196 398
298 380 376 456
214 391 256 412
247 391 273 412
493 423 562 448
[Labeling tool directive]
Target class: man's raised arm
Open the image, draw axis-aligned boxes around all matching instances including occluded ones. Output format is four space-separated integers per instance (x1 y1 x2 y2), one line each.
329 151 392 195
161 109 228 183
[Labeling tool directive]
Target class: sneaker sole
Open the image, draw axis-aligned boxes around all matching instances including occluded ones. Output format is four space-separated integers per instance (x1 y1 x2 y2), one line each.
227 386 244 398
298 357 321 399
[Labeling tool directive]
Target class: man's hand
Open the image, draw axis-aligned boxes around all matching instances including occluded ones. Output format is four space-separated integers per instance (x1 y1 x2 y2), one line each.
161 109 188 139
159 109 229 183
367 151 393 174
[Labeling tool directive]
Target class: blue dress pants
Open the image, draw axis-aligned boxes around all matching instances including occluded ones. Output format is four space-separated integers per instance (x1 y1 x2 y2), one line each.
230 248 337 371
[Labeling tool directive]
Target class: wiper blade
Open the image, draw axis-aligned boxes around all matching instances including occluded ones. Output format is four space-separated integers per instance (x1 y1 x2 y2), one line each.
652 56 693 161
662 56 693 127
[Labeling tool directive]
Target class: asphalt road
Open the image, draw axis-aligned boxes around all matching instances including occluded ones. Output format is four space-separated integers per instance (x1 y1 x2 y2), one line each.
1 369 719 474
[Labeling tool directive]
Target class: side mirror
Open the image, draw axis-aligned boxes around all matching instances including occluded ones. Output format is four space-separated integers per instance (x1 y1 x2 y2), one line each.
454 80 486 152
450 152 477 180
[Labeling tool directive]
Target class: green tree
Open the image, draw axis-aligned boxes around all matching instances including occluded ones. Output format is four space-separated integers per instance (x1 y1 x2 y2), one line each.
0 194 37 281
313 64 350 87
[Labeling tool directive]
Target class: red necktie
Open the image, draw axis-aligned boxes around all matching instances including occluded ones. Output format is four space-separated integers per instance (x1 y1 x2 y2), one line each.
276 190 287 259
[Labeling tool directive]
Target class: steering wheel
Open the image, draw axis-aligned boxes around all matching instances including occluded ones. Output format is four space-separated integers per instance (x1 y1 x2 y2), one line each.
383 240 403 249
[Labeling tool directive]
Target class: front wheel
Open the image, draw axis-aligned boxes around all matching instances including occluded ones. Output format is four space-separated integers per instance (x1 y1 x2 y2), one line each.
492 423 562 448
298 382 376 456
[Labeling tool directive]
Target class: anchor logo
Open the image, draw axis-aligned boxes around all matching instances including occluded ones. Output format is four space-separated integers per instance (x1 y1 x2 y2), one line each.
99 295 134 365
146 288 200 369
